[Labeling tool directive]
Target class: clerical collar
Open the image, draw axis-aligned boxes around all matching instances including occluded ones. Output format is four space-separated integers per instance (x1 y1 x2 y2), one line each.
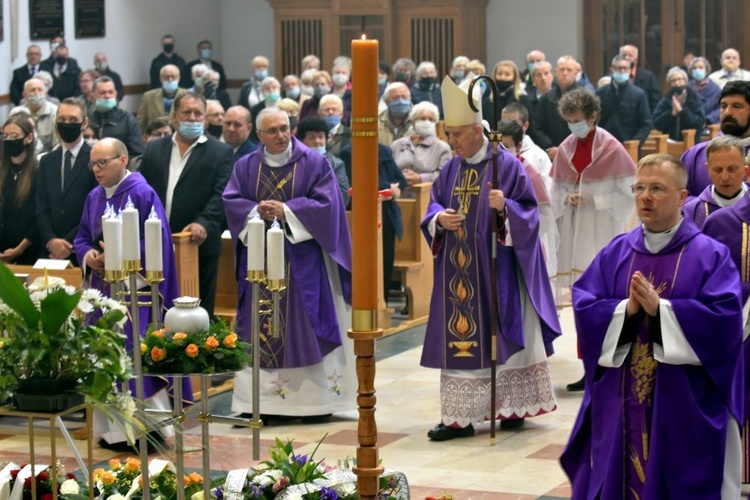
263 141 293 167
464 136 489 165
642 217 683 254
104 170 131 199
711 183 747 207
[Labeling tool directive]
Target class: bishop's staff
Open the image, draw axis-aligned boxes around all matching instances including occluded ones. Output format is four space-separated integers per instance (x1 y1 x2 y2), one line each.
467 75 503 446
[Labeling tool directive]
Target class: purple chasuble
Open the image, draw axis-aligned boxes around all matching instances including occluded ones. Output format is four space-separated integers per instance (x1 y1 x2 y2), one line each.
73 172 186 400
223 137 352 369
420 143 561 370
681 141 712 198
562 221 744 499
682 185 720 229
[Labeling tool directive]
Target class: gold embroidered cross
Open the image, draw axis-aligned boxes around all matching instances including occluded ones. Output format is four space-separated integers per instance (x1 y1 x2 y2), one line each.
454 168 481 215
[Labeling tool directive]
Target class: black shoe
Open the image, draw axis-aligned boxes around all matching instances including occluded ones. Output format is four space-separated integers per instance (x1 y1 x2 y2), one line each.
566 377 585 392
427 423 475 441
500 418 525 429
300 414 332 424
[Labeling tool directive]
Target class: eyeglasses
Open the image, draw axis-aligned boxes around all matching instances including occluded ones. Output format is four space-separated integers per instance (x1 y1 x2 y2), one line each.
88 156 120 170
630 184 681 197
258 125 290 136
0 133 26 141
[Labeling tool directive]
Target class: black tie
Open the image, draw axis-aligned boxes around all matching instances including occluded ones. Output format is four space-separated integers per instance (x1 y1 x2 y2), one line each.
63 151 73 191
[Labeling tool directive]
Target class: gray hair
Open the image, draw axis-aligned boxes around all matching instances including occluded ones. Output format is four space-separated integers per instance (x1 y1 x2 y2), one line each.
300 68 316 84
256 107 289 131
610 54 630 67
706 134 746 160
382 82 409 102
35 70 54 90
665 66 688 83
688 56 712 74
160 64 180 79
205 69 220 83
619 44 639 59
283 74 299 86
191 63 209 79
531 61 552 76
415 61 436 79
332 56 352 72
451 56 470 71
261 76 281 90
319 94 343 111
408 101 439 122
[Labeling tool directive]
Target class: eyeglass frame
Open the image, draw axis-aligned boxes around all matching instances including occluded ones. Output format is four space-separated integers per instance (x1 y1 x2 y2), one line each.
88 155 122 170
630 183 685 197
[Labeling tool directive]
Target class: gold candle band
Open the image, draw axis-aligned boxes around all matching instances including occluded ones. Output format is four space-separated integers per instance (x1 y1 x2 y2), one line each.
104 269 127 283
145 270 164 284
123 259 142 273
246 270 266 283
266 278 286 292
350 116 377 123
352 309 377 331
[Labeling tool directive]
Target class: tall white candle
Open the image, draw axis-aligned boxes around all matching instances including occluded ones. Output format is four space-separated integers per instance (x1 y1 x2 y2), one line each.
246 214 265 271
266 222 285 280
121 196 141 261
145 207 163 272
102 208 123 271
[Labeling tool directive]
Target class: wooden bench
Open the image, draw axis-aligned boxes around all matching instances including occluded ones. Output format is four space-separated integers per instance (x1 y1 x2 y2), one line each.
666 129 696 158
705 123 721 140
393 182 433 322
640 130 669 157
623 140 639 164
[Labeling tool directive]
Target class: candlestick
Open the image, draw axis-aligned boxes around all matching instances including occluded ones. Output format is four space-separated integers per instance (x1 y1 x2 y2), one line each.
122 196 141 272
102 205 123 272
246 213 265 272
145 207 163 273
266 219 284 281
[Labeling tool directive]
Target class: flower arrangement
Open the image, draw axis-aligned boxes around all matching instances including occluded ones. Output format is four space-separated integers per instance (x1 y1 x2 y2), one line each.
0 263 132 407
141 321 251 374
0 461 79 500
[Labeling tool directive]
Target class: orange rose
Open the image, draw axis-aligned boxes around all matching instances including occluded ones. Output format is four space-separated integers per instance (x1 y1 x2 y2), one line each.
186 344 200 358
124 458 141 472
140 343 147 355
223 333 238 349
151 346 167 362
108 458 121 471
184 472 203 486
205 336 219 351
151 328 166 338
100 471 115 485
172 332 188 346
93 468 104 482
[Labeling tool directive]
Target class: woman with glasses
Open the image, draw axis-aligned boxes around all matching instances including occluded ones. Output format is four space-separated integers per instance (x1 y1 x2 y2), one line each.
0 113 39 264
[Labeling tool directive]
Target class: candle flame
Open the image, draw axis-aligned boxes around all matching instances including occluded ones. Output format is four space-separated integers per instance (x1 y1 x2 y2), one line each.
361 34 366 40
125 195 135 209
148 206 159 219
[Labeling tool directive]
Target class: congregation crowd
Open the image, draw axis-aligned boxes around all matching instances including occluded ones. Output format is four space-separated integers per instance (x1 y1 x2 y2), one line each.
5 32 750 497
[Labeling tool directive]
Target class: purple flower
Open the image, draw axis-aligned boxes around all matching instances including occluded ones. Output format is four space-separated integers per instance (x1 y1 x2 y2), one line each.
250 485 263 498
294 454 308 466
212 485 224 500
320 486 339 500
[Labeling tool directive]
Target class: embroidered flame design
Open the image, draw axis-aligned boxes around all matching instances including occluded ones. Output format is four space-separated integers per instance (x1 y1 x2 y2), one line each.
456 280 468 302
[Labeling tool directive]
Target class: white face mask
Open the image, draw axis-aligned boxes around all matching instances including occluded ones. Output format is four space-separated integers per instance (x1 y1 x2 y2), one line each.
413 120 436 137
504 146 516 155
568 120 591 139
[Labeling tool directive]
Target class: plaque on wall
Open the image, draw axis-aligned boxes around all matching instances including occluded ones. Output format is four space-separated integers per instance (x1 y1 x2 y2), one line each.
0 0 4 42
75 0 105 38
30 0 64 40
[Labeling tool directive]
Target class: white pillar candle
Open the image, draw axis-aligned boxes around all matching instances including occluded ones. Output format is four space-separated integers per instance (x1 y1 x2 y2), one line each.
246 215 265 271
266 223 285 280
102 211 123 271
121 196 141 261
145 207 163 272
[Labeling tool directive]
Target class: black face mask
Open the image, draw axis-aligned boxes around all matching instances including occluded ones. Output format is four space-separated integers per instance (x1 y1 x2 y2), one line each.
4 138 28 157
418 77 436 90
495 80 513 93
55 55 67 65
672 85 686 95
288 115 299 129
56 122 83 143
163 43 175 54
207 123 223 138
394 71 410 83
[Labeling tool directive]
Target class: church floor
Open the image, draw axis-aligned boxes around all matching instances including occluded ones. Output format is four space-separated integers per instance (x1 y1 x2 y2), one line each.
0 308 590 499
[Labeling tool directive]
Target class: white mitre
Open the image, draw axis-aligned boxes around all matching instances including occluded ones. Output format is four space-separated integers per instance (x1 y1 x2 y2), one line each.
441 75 483 126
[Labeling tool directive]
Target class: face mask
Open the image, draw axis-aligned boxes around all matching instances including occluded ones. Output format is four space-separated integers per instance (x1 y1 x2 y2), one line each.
419 77 436 90
162 80 179 94
453 70 464 80
95 62 108 73
394 71 410 83
692 68 706 81
27 93 46 107
332 74 349 87
96 98 116 112
179 121 204 140
301 85 314 96
505 146 516 155
194 76 203 88
414 120 436 137
528 63 535 74
85 138 98 146
495 80 513 92
264 91 281 104
612 72 630 84
50 42 60 53
575 73 582 83
55 56 67 65
207 123 223 138
163 43 174 53
314 85 331 98
56 122 83 143
568 120 591 139
288 115 299 129
201 49 212 59
388 98 411 117
378 76 387 86
254 70 268 81
672 85 686 95
4 137 27 157
312 146 327 155
286 87 301 100
322 114 341 129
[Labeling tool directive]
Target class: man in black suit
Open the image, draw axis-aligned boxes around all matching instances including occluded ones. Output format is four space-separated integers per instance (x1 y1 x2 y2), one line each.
40 43 81 100
88 76 145 157
620 44 662 112
223 106 258 163
94 52 125 101
36 97 97 266
185 40 228 90
139 92 233 317
10 45 43 105
149 34 187 89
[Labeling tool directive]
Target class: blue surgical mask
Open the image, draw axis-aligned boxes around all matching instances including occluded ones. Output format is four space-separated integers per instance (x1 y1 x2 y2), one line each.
312 146 327 155
322 115 341 129
96 98 116 112
528 62 535 74
194 76 203 88
179 121 204 140
692 68 706 81
388 98 411 117
612 72 630 84
201 49 212 59
314 85 331 98
568 120 591 139
264 91 281 104
378 76 387 86
454 70 464 80
254 70 268 81
286 87 301 99
162 80 179 93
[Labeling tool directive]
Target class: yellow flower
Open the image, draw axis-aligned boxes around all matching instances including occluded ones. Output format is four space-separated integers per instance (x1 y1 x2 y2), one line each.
223 333 237 349
93 468 105 482
140 343 148 355
151 346 167 362
184 472 203 486
109 458 121 471
151 329 166 338
186 344 200 358
205 336 219 351
100 471 116 485
173 332 188 346
124 458 141 472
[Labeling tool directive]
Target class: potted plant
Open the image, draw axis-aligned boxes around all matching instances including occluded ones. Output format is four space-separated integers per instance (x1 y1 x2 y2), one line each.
0 262 132 412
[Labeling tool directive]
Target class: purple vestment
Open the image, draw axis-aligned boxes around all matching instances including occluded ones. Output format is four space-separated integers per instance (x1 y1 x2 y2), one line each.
74 172 185 399
419 143 561 370
223 137 352 369
681 141 712 198
562 221 744 499
682 185 720 229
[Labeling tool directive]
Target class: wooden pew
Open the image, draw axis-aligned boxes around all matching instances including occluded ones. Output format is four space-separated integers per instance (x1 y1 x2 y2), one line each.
393 182 433 322
666 129 696 158
436 120 448 143
640 130 669 157
623 140 639 164
705 123 721 141
215 233 239 322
